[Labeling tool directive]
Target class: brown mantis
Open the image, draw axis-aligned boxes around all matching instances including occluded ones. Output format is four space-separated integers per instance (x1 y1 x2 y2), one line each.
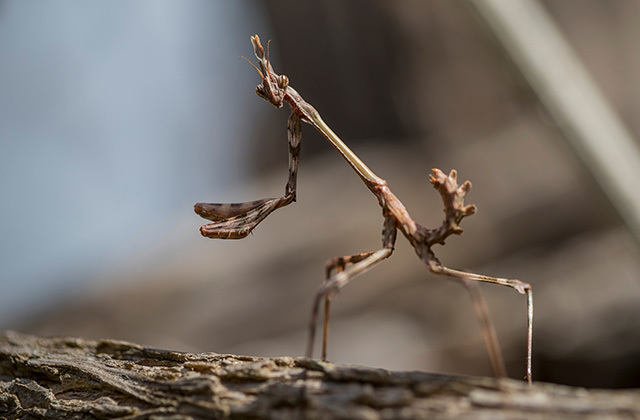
195 35 533 383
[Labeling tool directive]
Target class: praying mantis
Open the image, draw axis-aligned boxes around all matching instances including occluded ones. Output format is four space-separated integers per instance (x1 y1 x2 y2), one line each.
195 35 533 383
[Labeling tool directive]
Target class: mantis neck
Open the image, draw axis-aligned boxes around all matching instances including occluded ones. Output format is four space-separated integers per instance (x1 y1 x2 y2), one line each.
309 112 385 187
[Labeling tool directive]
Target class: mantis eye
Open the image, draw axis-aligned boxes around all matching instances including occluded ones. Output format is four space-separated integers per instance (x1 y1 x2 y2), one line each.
255 84 267 98
277 75 289 89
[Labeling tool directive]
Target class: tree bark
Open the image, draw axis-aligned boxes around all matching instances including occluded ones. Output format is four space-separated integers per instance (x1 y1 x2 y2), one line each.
1 331 638 420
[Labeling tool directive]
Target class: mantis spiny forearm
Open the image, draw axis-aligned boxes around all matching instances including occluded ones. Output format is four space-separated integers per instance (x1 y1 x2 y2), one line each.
195 35 533 383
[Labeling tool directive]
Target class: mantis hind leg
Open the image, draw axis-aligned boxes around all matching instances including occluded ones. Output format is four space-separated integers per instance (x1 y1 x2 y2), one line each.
428 262 533 383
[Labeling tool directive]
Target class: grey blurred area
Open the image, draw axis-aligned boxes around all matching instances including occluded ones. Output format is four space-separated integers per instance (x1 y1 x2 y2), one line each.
0 1 270 318
2 0 640 389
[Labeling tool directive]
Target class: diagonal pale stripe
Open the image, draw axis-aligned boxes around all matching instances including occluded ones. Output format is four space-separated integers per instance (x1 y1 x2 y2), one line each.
310 111 386 187
469 0 640 244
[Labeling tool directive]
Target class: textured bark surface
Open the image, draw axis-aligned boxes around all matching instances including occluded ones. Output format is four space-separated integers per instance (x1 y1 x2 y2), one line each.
1 331 639 420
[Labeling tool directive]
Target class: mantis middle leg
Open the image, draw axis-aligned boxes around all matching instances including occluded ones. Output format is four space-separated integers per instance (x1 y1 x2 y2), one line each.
322 252 375 360
307 216 397 359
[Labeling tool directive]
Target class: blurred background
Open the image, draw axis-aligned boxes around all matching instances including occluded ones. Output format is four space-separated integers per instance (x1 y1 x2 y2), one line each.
1 0 640 388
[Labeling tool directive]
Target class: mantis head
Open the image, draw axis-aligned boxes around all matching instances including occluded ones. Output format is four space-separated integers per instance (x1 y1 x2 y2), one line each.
245 35 289 109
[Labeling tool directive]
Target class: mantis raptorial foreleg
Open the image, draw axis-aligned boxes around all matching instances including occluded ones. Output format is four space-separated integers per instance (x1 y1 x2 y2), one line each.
196 35 534 383
285 111 302 199
195 112 302 239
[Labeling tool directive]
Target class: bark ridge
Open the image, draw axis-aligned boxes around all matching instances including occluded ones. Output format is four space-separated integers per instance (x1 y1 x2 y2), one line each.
1 331 639 419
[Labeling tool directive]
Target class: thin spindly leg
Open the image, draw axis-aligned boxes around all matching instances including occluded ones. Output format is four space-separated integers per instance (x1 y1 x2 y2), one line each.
307 217 397 359
195 112 302 239
322 252 375 360
461 279 507 379
306 249 392 359
429 262 533 383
